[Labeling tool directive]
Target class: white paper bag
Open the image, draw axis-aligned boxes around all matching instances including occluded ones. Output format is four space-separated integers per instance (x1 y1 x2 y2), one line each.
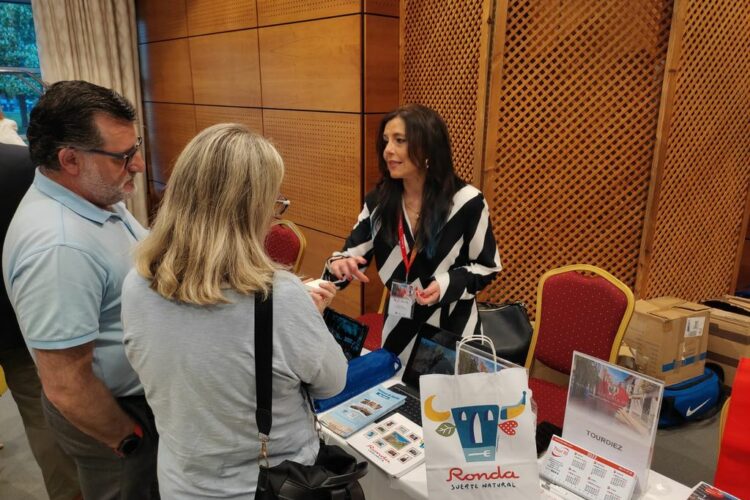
420 337 540 499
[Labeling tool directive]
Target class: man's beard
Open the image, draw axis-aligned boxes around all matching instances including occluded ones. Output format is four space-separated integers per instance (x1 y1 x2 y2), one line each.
79 160 134 207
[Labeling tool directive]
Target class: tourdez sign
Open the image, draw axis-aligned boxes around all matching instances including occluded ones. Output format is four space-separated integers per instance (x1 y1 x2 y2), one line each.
563 352 664 495
420 369 540 500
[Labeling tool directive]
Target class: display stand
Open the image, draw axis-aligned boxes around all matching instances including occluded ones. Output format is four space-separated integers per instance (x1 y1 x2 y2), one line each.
562 352 664 495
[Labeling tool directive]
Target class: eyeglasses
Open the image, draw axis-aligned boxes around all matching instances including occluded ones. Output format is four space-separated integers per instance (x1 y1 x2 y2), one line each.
274 196 290 217
77 136 143 170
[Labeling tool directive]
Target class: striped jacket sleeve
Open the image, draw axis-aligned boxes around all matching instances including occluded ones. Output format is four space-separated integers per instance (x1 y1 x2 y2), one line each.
433 193 502 304
322 196 376 284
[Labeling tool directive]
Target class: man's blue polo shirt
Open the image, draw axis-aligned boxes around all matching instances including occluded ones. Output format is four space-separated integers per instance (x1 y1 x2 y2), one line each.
2 170 148 397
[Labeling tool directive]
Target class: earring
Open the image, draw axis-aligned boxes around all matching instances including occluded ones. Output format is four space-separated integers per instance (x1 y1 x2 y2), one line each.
425 159 430 169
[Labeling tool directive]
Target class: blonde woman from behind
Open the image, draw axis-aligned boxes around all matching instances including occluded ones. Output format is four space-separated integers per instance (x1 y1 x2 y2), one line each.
122 124 347 499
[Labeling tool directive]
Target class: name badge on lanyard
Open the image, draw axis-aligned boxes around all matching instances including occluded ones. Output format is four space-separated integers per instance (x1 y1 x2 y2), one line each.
389 216 417 319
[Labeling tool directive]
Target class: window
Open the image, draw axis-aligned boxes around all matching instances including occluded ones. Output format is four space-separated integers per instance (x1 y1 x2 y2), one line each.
0 0 41 139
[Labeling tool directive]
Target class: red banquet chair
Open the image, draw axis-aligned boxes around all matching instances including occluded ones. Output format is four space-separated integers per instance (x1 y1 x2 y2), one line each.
264 219 306 274
525 264 634 429
358 288 389 351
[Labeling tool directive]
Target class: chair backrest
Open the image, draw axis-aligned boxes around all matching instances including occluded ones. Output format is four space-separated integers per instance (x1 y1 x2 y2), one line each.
719 396 730 444
357 288 389 351
264 219 306 274
524 264 634 375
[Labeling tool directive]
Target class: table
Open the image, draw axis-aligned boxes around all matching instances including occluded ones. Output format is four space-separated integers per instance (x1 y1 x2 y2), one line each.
324 429 691 500
320 372 692 500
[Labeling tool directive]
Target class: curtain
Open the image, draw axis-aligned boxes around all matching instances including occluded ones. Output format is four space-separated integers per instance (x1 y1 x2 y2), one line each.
30 0 149 226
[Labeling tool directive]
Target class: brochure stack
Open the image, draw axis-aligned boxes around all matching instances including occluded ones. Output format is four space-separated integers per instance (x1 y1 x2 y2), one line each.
320 385 406 438
347 413 425 478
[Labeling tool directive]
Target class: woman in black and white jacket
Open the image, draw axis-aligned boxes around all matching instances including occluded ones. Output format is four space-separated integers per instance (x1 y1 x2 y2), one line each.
326 104 502 363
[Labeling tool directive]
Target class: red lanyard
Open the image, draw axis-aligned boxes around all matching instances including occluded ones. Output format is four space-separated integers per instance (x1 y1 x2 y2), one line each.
398 216 418 278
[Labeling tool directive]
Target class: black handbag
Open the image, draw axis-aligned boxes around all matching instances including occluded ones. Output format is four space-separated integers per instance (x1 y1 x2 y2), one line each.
477 301 533 365
253 292 369 500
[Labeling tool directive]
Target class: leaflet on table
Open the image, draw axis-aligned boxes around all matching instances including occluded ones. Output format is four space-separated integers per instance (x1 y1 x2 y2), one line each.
347 412 424 478
688 481 740 500
319 385 406 438
540 435 637 500
562 351 664 495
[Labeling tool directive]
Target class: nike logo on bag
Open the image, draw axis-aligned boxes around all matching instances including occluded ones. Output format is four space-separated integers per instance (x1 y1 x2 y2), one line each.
685 399 710 417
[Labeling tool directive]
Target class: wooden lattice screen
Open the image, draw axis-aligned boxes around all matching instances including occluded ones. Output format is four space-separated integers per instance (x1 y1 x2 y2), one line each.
638 0 750 301
400 0 488 184
482 0 673 312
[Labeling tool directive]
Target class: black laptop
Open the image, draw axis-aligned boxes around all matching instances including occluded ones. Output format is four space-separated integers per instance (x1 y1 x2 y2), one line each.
379 324 463 426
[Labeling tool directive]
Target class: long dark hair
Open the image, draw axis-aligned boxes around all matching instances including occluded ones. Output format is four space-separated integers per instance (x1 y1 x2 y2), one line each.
373 104 464 257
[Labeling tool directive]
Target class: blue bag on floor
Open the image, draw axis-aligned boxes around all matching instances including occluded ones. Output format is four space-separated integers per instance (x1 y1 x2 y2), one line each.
658 368 721 428
313 349 402 413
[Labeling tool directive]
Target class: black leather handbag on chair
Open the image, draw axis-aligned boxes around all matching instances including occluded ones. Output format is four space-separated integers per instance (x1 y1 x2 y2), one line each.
477 301 533 365
253 292 368 500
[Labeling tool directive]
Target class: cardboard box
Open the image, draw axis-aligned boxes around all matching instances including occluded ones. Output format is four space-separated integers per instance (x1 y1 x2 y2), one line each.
723 295 750 308
622 297 709 386
705 296 750 387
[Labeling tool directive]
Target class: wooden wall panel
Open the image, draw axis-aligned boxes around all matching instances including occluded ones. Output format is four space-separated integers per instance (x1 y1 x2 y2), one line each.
363 112 386 313
365 0 399 16
143 103 197 185
257 0 359 26
637 0 750 301
364 113 384 193
138 1 400 314
259 16 361 112
186 0 257 36
139 39 193 103
195 106 264 134
480 0 673 313
147 180 167 218
363 260 385 314
298 226 362 317
136 0 187 43
364 15 399 113
190 30 262 107
263 110 361 238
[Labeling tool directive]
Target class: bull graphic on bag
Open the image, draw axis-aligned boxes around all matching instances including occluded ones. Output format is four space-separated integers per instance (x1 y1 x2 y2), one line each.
424 392 527 462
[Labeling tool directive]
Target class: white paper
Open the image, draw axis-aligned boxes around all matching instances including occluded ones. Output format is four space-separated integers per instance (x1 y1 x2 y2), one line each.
388 282 416 319
388 296 415 318
684 317 706 338
541 435 637 500
347 412 424 478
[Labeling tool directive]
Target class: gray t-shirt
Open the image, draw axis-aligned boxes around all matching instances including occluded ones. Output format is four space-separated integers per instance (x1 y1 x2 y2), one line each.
122 270 348 498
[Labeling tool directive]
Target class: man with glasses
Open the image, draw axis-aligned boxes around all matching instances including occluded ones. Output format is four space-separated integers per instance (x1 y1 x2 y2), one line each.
2 81 158 499
0 142 80 500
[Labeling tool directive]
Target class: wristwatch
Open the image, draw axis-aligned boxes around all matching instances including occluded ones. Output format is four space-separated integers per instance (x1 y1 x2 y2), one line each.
114 423 143 457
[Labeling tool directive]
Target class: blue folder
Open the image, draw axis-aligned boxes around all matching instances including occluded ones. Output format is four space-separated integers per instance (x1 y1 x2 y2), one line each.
314 349 402 413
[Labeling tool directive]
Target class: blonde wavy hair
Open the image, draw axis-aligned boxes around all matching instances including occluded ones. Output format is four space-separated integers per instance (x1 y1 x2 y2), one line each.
135 123 284 304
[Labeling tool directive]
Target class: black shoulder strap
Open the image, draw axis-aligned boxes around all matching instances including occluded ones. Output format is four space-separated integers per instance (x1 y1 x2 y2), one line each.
255 292 273 436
